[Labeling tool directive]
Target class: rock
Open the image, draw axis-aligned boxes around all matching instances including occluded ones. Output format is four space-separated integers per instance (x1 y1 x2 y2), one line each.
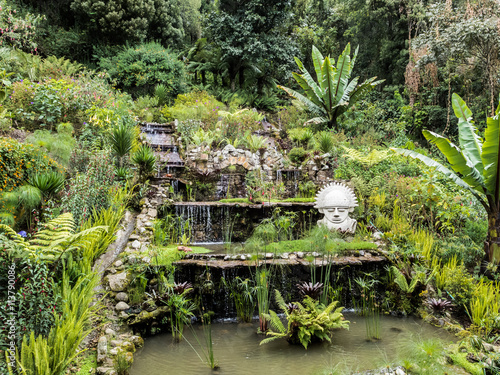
129 335 144 348
96 367 113 375
115 292 129 302
109 348 121 356
265 253 274 259
144 221 153 227
223 144 236 153
240 255 246 260
131 240 141 249
120 341 135 352
395 368 406 375
147 208 157 218
105 328 116 336
280 253 289 259
142 256 151 264
373 231 383 240
312 252 320 257
114 260 123 268
296 252 304 259
115 302 130 311
108 273 130 292
110 339 122 348
97 336 107 364
359 250 365 256
365 252 373 258
125 352 134 365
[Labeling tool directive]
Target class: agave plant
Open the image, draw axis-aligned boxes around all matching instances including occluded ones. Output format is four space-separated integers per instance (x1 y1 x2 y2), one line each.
279 44 383 130
392 94 500 262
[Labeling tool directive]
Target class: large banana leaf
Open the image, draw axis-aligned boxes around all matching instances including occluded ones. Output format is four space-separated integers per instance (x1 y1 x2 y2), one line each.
391 147 488 210
423 130 484 191
292 71 323 108
481 111 500 200
453 93 483 174
311 46 325 89
321 56 335 113
333 44 352 105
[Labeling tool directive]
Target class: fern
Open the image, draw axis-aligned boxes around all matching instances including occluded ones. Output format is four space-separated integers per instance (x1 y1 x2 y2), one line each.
342 147 390 167
0 213 108 262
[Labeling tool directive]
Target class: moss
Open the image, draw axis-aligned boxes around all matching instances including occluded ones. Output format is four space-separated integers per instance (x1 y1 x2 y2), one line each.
75 350 97 375
263 239 377 254
145 245 212 266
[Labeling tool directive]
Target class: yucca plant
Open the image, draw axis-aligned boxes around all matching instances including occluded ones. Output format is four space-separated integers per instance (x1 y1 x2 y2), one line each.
131 145 157 182
392 94 500 262
110 123 134 167
316 131 335 154
279 44 383 130
154 83 169 107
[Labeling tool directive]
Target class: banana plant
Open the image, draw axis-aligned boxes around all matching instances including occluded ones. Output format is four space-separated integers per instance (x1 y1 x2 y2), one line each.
278 44 383 130
392 93 500 262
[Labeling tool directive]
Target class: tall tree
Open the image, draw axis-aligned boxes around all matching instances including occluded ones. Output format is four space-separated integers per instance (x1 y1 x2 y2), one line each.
205 0 299 91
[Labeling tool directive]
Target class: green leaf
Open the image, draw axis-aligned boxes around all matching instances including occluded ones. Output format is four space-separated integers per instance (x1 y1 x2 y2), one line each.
481 113 500 200
311 46 325 87
453 94 483 174
423 130 483 190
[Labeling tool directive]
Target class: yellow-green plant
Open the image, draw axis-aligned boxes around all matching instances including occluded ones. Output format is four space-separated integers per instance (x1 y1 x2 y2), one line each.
342 147 390 167
468 279 500 336
11 272 99 375
0 213 107 262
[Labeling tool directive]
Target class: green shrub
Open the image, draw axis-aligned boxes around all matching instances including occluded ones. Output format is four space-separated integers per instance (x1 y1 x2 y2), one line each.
9 79 88 131
162 90 223 125
288 147 307 164
98 42 187 99
0 137 63 193
61 150 117 227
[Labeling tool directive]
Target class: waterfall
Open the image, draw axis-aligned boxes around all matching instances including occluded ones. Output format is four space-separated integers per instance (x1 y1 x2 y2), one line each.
215 174 229 199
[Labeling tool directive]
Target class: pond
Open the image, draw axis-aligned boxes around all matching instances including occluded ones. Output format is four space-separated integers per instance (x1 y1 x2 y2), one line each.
129 314 456 375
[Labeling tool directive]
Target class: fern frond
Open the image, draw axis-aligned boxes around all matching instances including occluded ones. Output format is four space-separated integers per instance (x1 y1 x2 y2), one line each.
343 147 390 167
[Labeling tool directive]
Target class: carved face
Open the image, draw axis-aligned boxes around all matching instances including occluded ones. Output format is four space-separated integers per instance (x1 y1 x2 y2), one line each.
323 206 350 224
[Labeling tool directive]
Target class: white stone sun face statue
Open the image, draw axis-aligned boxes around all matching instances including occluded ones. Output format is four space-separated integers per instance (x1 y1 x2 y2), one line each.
315 182 358 233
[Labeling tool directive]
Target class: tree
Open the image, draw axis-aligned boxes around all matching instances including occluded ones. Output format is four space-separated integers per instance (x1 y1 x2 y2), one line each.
205 0 298 91
70 0 184 46
279 44 383 130
413 0 500 115
392 93 500 262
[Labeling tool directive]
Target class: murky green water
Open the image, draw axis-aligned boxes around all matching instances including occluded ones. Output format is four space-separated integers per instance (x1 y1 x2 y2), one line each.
130 314 456 375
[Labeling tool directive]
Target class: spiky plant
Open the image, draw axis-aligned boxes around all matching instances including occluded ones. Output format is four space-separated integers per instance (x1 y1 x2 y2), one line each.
297 281 324 300
154 84 169 107
131 145 156 182
316 131 335 154
173 281 193 295
110 123 134 167
29 172 65 198
425 298 454 315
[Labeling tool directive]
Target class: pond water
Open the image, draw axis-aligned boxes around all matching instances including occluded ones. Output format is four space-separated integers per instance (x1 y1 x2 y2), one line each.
129 314 456 375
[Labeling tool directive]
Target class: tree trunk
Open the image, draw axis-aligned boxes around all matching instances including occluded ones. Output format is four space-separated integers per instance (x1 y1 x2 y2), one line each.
239 67 245 89
486 211 500 263
201 71 206 87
